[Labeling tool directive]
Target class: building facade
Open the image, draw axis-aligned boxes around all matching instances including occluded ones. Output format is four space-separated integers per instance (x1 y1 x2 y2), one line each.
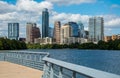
34 37 52 44
68 22 79 37
60 24 72 44
26 23 40 44
77 21 85 38
89 17 104 42
42 8 49 38
8 23 19 40
53 21 61 44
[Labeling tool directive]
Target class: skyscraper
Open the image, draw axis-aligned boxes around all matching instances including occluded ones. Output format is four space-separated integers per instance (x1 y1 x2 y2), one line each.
77 21 85 38
68 22 79 37
42 8 49 38
26 23 40 44
53 21 61 44
89 17 104 42
8 23 19 40
61 24 72 44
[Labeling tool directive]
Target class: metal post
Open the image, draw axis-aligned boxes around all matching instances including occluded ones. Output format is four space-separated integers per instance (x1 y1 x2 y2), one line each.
50 64 53 78
72 71 76 78
59 67 63 78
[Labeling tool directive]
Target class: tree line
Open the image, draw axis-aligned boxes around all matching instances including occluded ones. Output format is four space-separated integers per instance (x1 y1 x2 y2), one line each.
1 38 120 50
27 39 120 50
0 38 27 50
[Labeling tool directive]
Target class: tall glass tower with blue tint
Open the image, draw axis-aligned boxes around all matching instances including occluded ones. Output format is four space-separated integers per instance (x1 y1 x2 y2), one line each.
89 17 104 42
8 23 19 40
77 21 84 38
68 22 79 37
42 8 49 38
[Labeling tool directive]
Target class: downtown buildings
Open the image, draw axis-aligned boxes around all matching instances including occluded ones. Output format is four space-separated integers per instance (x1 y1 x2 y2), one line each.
26 23 40 44
8 23 19 40
89 17 104 42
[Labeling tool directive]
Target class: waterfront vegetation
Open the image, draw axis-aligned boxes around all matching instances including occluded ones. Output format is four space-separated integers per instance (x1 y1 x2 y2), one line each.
0 38 27 50
1 38 120 50
27 39 120 50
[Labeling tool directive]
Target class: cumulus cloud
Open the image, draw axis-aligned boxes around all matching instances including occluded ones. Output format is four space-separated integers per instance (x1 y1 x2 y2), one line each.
0 0 120 37
0 0 53 37
46 0 96 5
111 4 120 8
0 1 16 14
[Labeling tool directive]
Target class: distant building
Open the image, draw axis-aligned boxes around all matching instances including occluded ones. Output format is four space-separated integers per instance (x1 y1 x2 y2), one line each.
34 37 52 44
104 36 112 42
49 27 53 38
60 24 72 44
42 8 49 38
26 23 40 44
89 17 104 42
84 30 89 39
77 21 85 38
19 38 26 42
112 35 118 41
68 22 79 37
8 23 19 40
53 21 61 44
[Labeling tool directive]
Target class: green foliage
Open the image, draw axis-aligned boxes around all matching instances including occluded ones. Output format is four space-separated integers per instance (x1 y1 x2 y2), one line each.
0 38 27 50
26 39 120 50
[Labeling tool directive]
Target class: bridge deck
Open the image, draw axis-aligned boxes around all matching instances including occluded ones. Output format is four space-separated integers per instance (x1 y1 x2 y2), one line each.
0 61 43 78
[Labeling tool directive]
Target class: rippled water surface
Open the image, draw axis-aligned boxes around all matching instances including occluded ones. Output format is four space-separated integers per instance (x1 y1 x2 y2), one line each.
26 49 120 75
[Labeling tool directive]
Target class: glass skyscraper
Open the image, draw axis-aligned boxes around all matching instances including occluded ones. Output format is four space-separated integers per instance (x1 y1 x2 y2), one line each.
77 21 85 38
8 23 19 40
42 8 49 38
68 22 79 37
89 17 104 42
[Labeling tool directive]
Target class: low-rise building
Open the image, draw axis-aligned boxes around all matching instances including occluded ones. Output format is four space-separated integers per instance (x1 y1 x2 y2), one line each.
34 37 53 44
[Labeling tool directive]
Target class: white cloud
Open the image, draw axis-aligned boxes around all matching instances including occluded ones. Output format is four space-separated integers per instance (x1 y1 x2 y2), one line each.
16 0 53 13
0 1 16 14
46 0 96 5
0 0 120 37
111 4 120 8
0 0 53 37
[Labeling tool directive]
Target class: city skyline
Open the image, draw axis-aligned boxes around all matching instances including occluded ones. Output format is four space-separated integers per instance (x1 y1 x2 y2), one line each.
0 0 120 37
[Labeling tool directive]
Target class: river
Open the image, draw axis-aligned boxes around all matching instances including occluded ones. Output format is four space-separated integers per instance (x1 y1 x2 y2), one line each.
25 49 120 75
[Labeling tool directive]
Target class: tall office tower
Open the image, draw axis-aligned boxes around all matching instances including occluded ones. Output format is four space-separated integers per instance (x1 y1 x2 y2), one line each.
42 8 49 38
77 21 85 38
8 23 19 40
26 23 40 44
89 17 104 42
61 24 72 44
49 27 53 38
68 22 79 37
53 21 61 44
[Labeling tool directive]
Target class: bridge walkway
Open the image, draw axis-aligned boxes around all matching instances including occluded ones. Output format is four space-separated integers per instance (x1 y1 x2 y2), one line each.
0 61 43 78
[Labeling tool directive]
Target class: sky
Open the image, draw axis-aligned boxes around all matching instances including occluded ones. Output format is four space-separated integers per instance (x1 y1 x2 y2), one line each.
0 0 120 37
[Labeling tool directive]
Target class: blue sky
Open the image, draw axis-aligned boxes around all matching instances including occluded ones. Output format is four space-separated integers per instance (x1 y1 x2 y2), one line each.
0 0 120 37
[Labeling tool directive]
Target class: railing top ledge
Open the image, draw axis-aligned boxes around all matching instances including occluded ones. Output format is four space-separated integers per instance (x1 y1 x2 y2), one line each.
0 51 49 55
43 57 120 78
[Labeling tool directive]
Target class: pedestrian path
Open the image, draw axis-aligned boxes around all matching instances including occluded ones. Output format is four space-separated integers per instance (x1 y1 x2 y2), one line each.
0 61 43 78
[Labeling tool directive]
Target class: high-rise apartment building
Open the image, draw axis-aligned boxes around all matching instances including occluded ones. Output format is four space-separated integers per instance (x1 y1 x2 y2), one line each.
42 8 49 38
60 24 72 44
8 23 19 40
26 23 40 44
53 21 61 44
89 17 104 42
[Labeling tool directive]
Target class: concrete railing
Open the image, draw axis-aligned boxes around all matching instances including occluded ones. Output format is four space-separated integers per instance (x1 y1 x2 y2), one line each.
0 51 120 78
0 51 49 70
42 56 120 78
